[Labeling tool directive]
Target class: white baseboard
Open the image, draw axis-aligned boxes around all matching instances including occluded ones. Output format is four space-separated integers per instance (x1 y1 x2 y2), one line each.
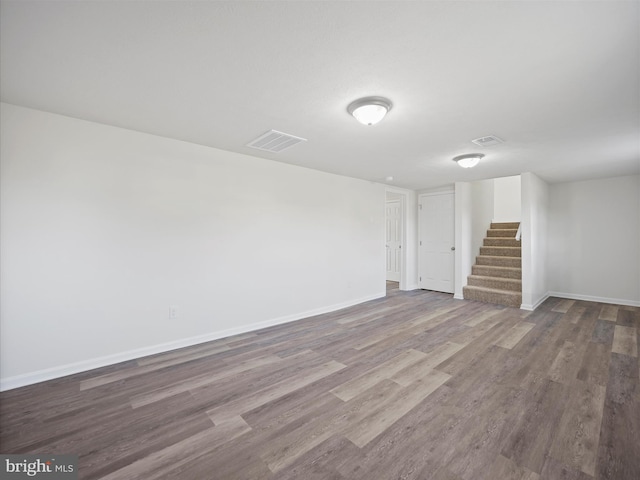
520 293 550 311
0 291 386 392
403 283 419 291
453 293 464 300
547 291 640 307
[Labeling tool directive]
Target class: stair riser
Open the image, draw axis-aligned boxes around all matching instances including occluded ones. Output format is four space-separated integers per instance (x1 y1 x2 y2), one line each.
487 229 518 237
483 238 521 247
463 286 521 308
467 276 522 292
472 265 522 279
480 246 521 257
476 256 522 268
490 222 520 230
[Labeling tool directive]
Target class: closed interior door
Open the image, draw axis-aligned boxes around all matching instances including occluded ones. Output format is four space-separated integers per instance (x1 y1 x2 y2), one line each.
419 193 454 293
385 200 401 282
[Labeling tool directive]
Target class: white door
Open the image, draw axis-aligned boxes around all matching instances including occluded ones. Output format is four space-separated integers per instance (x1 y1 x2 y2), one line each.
419 193 454 293
385 200 402 282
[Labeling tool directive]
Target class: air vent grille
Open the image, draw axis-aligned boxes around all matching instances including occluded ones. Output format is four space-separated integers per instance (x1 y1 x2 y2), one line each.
247 130 307 153
471 135 503 147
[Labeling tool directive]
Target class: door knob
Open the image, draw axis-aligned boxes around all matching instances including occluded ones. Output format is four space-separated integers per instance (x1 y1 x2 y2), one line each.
451 246 455 251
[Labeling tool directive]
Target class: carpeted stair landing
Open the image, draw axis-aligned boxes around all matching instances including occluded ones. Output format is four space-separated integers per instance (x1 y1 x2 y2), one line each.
463 222 522 308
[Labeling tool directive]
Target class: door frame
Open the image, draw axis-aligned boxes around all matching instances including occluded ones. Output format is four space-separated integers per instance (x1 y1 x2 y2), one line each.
385 197 402 283
385 187 418 292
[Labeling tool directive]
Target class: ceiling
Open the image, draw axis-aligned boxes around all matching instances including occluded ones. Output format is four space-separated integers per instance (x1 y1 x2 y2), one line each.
1 1 638 190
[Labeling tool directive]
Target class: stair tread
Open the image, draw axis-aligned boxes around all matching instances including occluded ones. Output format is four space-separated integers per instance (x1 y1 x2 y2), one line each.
474 265 521 271
472 265 522 279
479 246 522 258
463 285 522 308
463 285 522 296
468 275 522 283
484 240 521 246
490 223 520 229
476 257 522 268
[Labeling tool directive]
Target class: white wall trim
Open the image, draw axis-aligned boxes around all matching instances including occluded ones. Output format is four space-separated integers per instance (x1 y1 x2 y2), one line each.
454 182 471 299
491 219 521 223
520 292 550 311
521 291 640 311
547 291 640 308
419 190 455 197
406 283 419 291
453 293 464 300
0 291 385 392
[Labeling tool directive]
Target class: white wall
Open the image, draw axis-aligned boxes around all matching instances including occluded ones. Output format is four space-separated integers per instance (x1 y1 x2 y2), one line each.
0 103 386 389
471 179 495 265
521 172 550 310
454 179 494 299
547 175 640 305
404 191 419 290
493 175 521 222
454 182 471 299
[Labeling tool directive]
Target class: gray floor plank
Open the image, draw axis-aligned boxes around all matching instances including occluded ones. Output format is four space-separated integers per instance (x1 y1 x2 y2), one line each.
1 285 638 479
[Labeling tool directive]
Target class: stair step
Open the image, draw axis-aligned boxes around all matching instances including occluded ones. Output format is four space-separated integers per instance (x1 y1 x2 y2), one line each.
467 275 522 292
476 255 522 268
472 265 522 279
479 246 521 257
487 228 518 237
484 237 521 247
490 222 520 230
463 285 522 308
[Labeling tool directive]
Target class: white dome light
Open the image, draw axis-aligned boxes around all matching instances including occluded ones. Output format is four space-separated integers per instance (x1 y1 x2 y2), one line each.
347 97 392 126
453 153 484 168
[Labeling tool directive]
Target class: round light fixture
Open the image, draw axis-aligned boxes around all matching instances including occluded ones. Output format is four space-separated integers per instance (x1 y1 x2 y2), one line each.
453 153 484 168
347 97 392 125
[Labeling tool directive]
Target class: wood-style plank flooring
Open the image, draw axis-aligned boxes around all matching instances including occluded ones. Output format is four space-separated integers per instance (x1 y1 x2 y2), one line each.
1 282 639 479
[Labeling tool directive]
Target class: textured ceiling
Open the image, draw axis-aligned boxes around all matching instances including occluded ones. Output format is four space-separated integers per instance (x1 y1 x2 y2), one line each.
1 0 638 190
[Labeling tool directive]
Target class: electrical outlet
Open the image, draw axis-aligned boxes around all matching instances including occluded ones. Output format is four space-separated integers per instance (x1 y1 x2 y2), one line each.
169 306 178 319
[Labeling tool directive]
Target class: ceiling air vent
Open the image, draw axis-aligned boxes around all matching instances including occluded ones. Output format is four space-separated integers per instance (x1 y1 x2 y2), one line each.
471 135 503 147
246 130 307 153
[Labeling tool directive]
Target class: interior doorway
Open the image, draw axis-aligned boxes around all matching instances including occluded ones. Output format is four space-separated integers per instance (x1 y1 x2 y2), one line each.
385 198 402 282
385 190 404 291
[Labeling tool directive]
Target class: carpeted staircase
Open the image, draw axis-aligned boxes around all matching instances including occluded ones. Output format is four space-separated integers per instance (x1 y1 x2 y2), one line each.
463 222 522 308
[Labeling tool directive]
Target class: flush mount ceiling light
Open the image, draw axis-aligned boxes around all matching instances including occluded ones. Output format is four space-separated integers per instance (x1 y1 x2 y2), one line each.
347 96 392 125
453 153 484 168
